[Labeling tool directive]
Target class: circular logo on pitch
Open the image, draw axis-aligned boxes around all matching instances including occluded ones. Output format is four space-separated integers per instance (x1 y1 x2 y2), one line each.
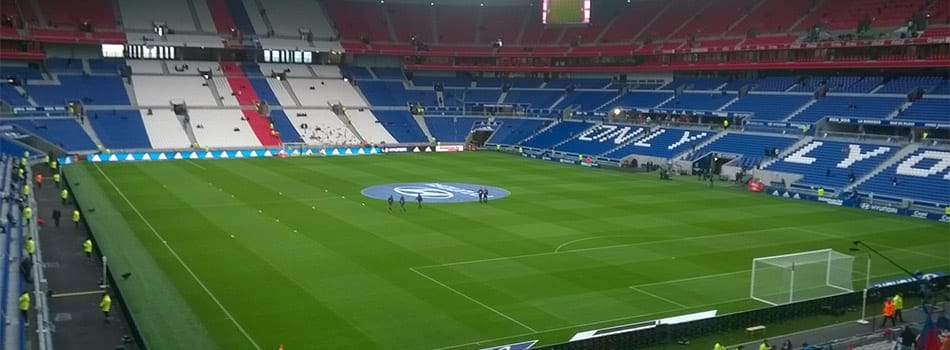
361 183 510 203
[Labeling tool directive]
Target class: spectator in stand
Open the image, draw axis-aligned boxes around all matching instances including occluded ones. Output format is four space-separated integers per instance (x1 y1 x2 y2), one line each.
882 297 897 328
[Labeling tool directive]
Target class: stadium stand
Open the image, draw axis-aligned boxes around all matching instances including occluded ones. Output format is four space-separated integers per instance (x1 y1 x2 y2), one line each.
555 91 620 111
521 121 595 149
282 109 360 146
346 109 398 145
689 133 798 161
611 91 675 109
485 118 551 146
87 110 153 149
27 75 129 106
554 124 646 155
726 0 814 35
876 76 946 94
897 97 950 122
605 127 713 159
2 118 96 151
659 92 737 111
723 94 813 121
766 140 895 189
256 0 334 38
132 75 218 107
503 90 564 109
664 77 728 91
856 148 950 204
788 96 905 123
424 116 487 143
371 111 428 143
139 109 194 149
187 109 262 148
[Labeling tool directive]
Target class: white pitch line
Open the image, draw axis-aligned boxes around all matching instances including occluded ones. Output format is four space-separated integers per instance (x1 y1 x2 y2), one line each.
433 296 753 350
630 269 749 288
791 227 949 260
408 267 537 333
184 160 207 170
93 163 262 350
628 286 688 308
416 226 791 270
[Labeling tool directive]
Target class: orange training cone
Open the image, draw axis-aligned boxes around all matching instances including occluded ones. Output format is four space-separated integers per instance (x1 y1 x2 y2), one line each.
278 344 284 350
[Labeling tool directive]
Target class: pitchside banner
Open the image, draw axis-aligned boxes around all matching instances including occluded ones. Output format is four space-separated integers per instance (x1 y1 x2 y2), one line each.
522 153 601 168
765 187 950 223
83 147 382 163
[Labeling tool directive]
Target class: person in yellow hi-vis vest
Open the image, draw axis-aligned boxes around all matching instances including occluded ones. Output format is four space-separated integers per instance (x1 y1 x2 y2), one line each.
50 160 58 171
43 154 49 164
722 119 729 130
18 167 24 180
19 292 29 326
22 184 29 197
53 173 61 188
714 342 726 350
25 236 34 259
72 210 81 228
22 207 32 224
99 293 112 323
817 187 825 197
892 293 904 322
61 188 69 205
82 239 93 259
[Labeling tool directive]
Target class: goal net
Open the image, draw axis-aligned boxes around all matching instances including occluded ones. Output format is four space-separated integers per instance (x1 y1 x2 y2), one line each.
750 249 855 306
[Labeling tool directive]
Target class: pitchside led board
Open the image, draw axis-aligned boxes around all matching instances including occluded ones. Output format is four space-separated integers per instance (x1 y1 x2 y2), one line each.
541 0 591 25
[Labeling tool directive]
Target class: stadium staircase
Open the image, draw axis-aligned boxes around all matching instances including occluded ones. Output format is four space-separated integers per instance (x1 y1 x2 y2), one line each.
782 98 818 122
683 130 730 158
885 101 913 120
412 114 434 142
178 112 200 146
844 143 920 191
219 62 280 146
122 78 139 107
207 77 226 107
724 0 769 33
77 119 105 149
184 0 205 31
634 1 673 41
599 125 658 157
279 80 303 107
520 120 562 145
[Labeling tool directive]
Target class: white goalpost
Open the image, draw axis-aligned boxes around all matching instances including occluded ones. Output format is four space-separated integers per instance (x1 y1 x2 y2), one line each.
750 249 855 306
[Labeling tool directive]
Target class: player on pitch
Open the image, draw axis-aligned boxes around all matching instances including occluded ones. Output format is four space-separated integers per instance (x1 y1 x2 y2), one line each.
387 195 394 211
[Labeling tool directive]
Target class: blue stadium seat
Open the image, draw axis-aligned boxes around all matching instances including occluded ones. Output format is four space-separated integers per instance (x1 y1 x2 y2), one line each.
856 148 950 205
412 76 471 88
765 140 895 190
555 91 619 111
486 118 551 145
424 116 487 143
897 98 950 122
87 59 126 75
87 110 152 149
545 78 609 89
26 75 130 106
358 81 435 106
789 96 904 123
723 94 812 121
611 91 674 109
659 92 736 111
604 127 713 159
370 67 405 79
0 66 44 80
554 123 645 155
268 110 305 143
342 66 374 80
44 58 84 74
751 76 797 92
521 121 592 149
372 111 428 143
4 118 97 151
0 85 31 107
503 90 563 108
664 78 727 91
876 76 944 94
689 133 798 161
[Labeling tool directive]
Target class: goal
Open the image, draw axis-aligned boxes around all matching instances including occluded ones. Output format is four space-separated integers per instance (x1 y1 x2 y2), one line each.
750 249 855 306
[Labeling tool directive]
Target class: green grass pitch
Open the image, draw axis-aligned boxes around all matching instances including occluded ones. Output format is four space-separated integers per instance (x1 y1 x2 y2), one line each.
65 152 949 350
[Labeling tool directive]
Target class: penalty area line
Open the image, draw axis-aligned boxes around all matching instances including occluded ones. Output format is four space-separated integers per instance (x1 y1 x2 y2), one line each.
408 267 537 333
628 286 688 308
185 160 207 170
93 163 262 350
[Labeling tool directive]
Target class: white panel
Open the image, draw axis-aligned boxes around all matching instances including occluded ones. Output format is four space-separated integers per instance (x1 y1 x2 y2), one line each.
189 109 262 148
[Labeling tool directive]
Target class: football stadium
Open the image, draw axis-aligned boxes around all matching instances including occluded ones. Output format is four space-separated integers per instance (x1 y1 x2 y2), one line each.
0 0 948 349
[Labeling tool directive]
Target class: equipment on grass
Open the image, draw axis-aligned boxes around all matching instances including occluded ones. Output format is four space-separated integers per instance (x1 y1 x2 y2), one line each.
750 249 854 305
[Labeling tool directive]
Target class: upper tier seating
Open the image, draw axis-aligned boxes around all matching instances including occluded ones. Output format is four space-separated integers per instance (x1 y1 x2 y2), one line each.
751 76 798 92
521 121 593 149
39 0 117 30
503 90 564 109
664 78 727 91
611 92 675 109
28 75 129 106
119 0 205 31
282 109 360 146
258 0 334 38
727 0 814 35
856 149 950 205
876 76 945 94
555 91 620 111
723 94 812 121
357 81 435 107
659 92 737 111
1 85 31 107
132 76 217 106
286 79 368 107
604 127 713 159
554 124 646 156
765 140 895 189
896 98 950 122
789 96 904 123
486 118 551 145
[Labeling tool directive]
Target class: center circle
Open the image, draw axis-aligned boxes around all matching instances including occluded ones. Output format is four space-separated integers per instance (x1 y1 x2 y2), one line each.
361 183 511 203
